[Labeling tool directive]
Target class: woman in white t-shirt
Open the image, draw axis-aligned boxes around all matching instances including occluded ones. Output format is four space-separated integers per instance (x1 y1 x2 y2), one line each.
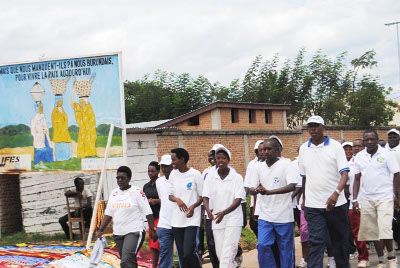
95 166 158 268
203 146 246 268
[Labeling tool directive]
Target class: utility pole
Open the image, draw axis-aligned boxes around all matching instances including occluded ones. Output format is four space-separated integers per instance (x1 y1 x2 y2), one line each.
385 21 400 90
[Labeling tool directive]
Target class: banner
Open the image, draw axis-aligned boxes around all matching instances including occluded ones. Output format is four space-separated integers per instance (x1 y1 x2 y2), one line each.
0 53 125 172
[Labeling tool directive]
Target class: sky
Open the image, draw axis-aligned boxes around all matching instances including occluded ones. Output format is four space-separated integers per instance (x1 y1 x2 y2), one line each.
1 0 400 99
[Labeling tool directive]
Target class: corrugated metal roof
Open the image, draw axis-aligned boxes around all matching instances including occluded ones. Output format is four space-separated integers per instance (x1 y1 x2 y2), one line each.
126 119 171 129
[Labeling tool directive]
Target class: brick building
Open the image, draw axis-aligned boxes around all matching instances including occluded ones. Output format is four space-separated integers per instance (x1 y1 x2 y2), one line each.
126 101 396 179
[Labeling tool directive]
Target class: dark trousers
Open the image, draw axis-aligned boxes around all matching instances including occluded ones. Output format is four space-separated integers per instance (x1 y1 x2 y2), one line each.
114 230 146 268
172 226 202 268
393 210 400 245
199 220 205 254
294 208 301 230
249 206 258 237
59 207 93 239
206 219 219 268
345 201 356 254
305 204 350 268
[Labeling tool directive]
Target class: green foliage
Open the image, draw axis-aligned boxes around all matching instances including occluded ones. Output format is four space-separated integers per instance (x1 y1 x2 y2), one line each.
124 49 395 127
0 124 30 136
96 124 122 136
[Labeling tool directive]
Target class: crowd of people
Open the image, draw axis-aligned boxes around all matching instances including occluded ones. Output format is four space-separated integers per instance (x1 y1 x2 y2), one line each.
87 115 400 268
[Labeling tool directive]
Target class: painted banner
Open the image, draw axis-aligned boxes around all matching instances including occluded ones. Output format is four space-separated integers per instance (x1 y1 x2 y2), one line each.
0 53 125 172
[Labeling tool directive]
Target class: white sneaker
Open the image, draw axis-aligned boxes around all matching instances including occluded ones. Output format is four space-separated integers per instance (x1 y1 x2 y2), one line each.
327 257 336 268
350 251 359 259
298 258 307 268
357 260 370 267
377 263 387 268
388 258 398 268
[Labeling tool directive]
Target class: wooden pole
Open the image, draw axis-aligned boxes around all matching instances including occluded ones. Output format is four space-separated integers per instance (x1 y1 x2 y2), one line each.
86 123 114 249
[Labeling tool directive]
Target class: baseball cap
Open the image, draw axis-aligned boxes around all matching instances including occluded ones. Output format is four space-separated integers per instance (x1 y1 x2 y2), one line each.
159 154 172 165
211 144 224 151
254 140 264 150
387 128 400 136
342 142 353 148
306 116 325 126
269 135 283 148
215 146 232 160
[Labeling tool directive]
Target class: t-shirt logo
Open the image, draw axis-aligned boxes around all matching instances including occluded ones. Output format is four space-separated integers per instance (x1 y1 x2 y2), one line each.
187 182 192 190
273 177 280 184
377 157 384 163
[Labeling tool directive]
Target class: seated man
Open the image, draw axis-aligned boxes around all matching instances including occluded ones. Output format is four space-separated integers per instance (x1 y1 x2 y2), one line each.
59 177 93 239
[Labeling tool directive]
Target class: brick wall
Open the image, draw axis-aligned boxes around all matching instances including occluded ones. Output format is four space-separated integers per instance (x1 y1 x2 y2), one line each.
0 174 22 234
172 108 286 131
175 112 212 130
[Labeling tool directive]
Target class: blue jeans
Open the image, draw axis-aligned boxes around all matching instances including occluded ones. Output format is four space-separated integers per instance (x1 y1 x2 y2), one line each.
257 219 295 268
305 204 350 268
158 227 174 268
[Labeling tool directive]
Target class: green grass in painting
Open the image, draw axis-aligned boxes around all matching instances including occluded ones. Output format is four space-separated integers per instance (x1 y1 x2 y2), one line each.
0 134 33 148
32 157 82 171
95 136 122 147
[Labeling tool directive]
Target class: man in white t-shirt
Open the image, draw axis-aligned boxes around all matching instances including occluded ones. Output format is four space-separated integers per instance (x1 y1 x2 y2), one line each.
244 140 264 237
299 116 350 267
168 148 203 268
250 137 299 268
386 128 400 249
353 129 400 267
59 177 93 239
156 155 174 268
343 141 369 267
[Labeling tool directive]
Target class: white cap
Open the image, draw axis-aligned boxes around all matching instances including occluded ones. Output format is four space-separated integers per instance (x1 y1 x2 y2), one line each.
342 142 353 148
269 135 283 148
254 140 264 150
159 154 172 165
215 146 232 160
387 128 400 136
306 115 325 126
211 144 224 151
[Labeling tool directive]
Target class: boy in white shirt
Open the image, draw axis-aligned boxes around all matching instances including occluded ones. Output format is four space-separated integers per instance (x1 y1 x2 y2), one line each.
250 137 299 268
353 129 400 267
168 148 203 268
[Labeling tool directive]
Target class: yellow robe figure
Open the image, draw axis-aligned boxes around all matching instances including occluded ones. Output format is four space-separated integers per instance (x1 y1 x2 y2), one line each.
52 99 71 143
72 99 97 158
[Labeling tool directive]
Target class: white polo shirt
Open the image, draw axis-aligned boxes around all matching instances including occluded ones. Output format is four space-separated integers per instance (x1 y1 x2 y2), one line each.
299 136 349 209
354 146 400 201
105 186 152 236
168 168 204 228
156 176 174 229
347 158 357 209
251 158 299 223
202 168 246 230
244 157 259 208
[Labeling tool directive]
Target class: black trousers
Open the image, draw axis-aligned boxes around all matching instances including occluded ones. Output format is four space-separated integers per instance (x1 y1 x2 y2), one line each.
305 204 350 268
205 219 219 268
59 207 93 239
172 226 202 268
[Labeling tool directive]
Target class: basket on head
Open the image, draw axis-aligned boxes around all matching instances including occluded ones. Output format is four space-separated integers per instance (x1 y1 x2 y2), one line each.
50 78 69 95
73 75 95 98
